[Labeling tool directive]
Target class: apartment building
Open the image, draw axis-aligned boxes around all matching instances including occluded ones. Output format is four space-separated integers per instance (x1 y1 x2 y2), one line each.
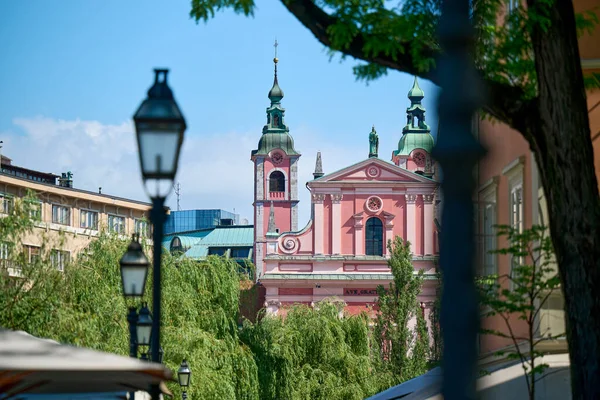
0 155 152 272
475 0 599 354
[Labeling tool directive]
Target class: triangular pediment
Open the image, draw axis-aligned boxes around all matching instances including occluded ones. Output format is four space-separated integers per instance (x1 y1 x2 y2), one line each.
313 158 435 184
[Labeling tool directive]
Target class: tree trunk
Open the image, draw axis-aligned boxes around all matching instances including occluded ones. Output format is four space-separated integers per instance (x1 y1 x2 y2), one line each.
526 0 600 397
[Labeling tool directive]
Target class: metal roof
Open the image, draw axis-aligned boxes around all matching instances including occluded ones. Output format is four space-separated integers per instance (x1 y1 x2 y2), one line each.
179 226 254 259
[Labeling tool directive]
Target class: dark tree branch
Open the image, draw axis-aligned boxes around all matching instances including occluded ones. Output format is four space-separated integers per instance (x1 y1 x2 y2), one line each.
280 0 534 129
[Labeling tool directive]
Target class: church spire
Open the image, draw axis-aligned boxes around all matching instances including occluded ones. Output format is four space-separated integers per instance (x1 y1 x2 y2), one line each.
268 39 284 104
313 151 324 179
251 40 299 157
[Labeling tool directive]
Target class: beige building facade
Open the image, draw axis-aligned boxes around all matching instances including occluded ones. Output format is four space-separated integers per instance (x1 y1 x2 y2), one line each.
0 156 152 272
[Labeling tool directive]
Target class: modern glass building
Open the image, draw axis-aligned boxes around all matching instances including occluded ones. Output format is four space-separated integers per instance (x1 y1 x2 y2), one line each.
164 209 239 235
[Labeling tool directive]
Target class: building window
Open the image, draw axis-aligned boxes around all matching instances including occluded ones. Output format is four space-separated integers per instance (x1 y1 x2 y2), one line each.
108 215 126 234
0 194 14 214
511 185 523 233
52 204 71 225
480 201 497 276
539 293 566 339
51 249 70 272
80 210 99 230
170 237 184 255
23 245 41 264
230 247 251 259
269 171 285 192
28 201 42 221
208 247 228 256
135 219 150 237
365 217 384 256
0 242 9 267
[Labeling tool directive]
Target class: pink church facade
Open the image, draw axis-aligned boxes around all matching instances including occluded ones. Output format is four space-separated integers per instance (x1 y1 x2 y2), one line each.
252 57 440 318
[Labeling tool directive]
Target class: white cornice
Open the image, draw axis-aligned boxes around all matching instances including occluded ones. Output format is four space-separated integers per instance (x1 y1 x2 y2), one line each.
501 155 526 177
479 176 500 194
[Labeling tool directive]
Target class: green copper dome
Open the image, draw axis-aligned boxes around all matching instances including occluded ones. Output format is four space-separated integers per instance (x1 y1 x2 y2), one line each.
394 133 435 156
252 132 299 156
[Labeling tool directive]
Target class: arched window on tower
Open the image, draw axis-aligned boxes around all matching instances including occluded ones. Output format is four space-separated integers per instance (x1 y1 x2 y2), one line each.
365 217 384 256
269 171 285 192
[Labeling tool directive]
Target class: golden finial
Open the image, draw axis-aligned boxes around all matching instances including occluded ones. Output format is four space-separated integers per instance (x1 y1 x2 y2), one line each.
273 39 279 64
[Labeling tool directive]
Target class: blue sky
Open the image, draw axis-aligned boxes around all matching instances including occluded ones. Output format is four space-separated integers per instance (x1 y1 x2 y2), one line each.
0 0 439 225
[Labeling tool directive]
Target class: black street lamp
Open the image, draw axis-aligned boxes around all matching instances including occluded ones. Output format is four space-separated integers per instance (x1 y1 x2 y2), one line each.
136 302 153 352
119 233 150 359
177 359 191 400
133 68 186 400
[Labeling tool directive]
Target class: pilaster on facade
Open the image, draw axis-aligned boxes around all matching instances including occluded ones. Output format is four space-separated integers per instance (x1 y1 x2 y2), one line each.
313 193 326 254
423 194 435 255
290 157 299 201
382 211 395 256
255 158 265 201
406 194 418 252
353 211 364 255
291 203 299 231
255 203 264 240
331 193 343 255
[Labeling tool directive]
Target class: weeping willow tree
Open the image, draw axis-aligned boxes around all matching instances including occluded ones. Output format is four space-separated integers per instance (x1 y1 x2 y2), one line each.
241 303 390 400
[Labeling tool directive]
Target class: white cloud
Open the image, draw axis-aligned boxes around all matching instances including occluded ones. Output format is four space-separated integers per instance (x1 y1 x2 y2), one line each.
3 117 364 226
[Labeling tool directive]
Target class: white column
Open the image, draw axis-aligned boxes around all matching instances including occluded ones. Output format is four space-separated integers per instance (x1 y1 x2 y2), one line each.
406 194 417 252
331 194 343 254
313 194 325 254
423 194 434 255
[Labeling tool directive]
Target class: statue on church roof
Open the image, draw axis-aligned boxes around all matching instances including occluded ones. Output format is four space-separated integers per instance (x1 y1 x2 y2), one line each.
369 126 379 158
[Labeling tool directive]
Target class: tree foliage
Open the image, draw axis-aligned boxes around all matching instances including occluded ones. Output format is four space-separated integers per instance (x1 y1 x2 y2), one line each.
373 237 429 383
478 225 561 400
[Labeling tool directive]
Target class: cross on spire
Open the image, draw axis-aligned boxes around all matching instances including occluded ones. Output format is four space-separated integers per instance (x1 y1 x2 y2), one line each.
274 39 278 60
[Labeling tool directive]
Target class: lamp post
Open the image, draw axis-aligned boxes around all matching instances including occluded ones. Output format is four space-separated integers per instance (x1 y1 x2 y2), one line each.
177 360 191 400
133 68 186 400
119 233 150 358
136 302 153 360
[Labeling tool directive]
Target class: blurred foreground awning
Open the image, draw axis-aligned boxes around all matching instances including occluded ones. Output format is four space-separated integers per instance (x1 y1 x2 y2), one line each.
0 329 173 399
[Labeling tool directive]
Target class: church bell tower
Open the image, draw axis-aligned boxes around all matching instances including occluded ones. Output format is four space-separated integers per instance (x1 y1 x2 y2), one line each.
392 77 435 177
251 41 301 278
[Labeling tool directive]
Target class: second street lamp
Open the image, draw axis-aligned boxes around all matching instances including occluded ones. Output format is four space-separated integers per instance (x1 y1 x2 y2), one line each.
134 68 186 400
119 233 150 359
177 360 191 400
136 302 153 359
